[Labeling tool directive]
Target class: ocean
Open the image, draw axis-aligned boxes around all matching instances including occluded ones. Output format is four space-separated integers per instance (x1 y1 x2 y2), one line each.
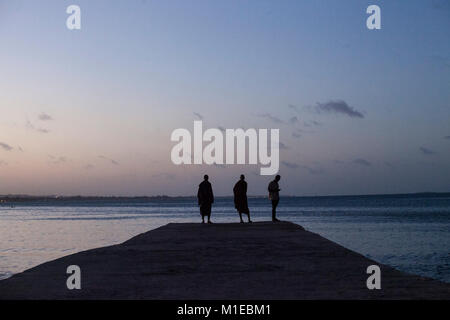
1 194 449 283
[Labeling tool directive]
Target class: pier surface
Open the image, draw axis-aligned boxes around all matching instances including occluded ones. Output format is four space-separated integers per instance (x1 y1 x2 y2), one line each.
1 221 449 299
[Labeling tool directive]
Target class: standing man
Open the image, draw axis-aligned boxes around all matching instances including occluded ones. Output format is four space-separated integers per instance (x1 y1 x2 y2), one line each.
233 174 252 223
197 174 214 224
268 175 281 222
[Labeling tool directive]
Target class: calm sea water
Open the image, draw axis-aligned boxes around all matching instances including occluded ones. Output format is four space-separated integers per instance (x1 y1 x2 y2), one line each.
1 194 449 283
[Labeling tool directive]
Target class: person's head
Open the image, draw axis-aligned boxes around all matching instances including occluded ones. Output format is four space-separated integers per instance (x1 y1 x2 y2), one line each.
275 175 281 182
240 174 245 180
204 174 209 181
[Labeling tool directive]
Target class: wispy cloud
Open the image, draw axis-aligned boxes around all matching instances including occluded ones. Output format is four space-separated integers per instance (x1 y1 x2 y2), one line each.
302 165 324 175
292 131 301 138
26 120 49 133
0 142 13 151
99 155 119 165
193 112 203 120
288 104 301 112
282 161 299 169
279 142 289 150
444 136 450 140
38 113 53 121
83 164 94 170
48 155 67 165
431 0 450 10
419 147 436 155
429 55 450 68
152 173 176 180
0 160 7 166
257 113 285 124
288 116 299 125
315 100 364 118
353 158 371 166
384 161 395 168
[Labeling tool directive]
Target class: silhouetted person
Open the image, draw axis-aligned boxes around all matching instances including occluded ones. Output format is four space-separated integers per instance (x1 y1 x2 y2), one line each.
233 174 252 223
197 174 214 224
268 175 281 222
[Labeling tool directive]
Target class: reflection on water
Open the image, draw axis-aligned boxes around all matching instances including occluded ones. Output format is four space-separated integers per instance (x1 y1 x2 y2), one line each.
0 195 449 282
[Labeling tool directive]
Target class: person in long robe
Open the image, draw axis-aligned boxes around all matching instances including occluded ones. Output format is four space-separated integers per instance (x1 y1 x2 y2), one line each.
197 174 214 224
233 174 252 223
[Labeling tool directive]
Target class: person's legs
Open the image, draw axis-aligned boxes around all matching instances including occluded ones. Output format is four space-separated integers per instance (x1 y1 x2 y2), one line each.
272 200 279 221
200 204 205 223
247 211 252 223
206 203 212 223
239 212 244 223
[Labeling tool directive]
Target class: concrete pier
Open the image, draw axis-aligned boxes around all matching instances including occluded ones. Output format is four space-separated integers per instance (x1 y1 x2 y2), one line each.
1 221 449 299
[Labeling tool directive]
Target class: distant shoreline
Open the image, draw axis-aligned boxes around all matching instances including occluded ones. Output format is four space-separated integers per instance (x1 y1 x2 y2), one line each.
1 192 450 203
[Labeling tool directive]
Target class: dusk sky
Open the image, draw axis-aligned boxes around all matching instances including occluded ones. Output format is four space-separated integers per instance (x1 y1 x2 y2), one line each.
0 0 449 196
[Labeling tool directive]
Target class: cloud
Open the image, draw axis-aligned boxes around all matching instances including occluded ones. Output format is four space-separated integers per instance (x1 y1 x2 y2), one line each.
288 104 301 112
283 161 323 174
282 161 299 169
213 163 226 168
99 155 119 165
444 136 450 140
193 112 203 120
419 147 436 155
84 164 94 170
384 161 395 168
0 142 13 151
26 120 49 133
429 55 450 68
218 126 226 133
257 113 285 124
152 173 176 180
279 142 289 150
353 158 371 166
288 116 299 125
302 165 324 175
38 113 53 121
431 0 450 10
292 132 301 138
48 155 67 165
315 100 364 118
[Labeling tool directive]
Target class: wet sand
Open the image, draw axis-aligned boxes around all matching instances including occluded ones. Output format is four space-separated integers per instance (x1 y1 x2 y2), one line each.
0 221 449 299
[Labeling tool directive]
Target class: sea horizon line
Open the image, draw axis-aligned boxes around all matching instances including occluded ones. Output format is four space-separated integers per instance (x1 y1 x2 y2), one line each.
1 191 450 202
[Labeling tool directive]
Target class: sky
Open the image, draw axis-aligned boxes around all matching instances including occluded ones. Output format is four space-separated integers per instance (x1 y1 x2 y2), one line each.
0 0 449 196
